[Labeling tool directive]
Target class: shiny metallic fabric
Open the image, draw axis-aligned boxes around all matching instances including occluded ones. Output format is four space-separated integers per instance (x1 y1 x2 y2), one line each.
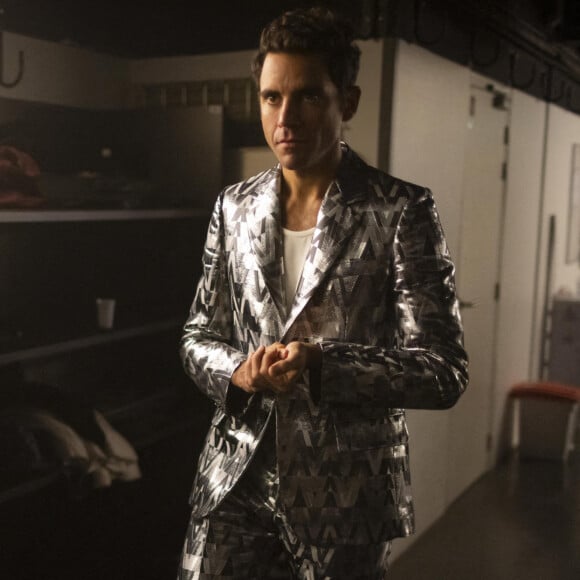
180 145 468 546
178 424 392 579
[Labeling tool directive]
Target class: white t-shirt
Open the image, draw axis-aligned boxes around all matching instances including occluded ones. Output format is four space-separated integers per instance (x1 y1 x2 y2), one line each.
283 226 315 312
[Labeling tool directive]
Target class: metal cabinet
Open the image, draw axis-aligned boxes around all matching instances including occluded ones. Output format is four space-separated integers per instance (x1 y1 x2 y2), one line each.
548 298 580 386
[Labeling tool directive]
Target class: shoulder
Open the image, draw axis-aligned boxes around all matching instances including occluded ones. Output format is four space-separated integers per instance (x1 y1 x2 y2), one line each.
372 166 429 201
221 166 279 202
207 166 279 222
339 146 431 205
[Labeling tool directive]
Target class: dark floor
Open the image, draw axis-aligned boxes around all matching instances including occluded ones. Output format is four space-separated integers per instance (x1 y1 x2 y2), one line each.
388 452 580 580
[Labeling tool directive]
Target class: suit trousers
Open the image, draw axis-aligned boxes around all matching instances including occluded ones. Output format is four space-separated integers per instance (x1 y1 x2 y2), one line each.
177 421 391 580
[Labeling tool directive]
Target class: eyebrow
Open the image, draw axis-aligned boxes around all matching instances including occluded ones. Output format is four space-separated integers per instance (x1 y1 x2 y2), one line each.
259 89 279 98
259 86 324 98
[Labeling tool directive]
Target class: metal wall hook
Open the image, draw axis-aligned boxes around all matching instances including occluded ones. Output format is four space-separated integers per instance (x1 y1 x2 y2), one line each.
414 0 447 47
509 52 536 90
470 26 501 68
543 69 566 103
0 29 24 88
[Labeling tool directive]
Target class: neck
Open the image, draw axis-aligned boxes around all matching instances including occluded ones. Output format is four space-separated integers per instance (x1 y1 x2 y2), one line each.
280 170 336 231
281 145 342 202
281 172 331 203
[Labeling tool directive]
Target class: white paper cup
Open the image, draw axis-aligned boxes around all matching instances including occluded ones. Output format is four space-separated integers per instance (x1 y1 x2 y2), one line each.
96 298 116 329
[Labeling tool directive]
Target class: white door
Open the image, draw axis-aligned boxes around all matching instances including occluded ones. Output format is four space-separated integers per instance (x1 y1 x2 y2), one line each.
446 73 509 504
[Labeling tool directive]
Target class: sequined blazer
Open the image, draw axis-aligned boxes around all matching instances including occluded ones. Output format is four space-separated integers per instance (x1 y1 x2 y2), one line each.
181 145 468 542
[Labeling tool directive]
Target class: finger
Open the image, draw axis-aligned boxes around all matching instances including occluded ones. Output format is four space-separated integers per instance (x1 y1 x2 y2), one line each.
269 356 298 377
268 359 285 376
270 343 305 374
250 347 265 383
266 342 286 359
284 342 304 360
261 345 284 374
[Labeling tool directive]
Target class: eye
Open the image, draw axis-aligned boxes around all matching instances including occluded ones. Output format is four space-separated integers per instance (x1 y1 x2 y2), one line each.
261 91 280 105
303 92 321 104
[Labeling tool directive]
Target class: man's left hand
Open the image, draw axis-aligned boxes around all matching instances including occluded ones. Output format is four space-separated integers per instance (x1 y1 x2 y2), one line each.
267 341 322 393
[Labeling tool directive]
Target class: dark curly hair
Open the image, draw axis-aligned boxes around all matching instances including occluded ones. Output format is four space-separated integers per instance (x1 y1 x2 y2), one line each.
251 6 361 96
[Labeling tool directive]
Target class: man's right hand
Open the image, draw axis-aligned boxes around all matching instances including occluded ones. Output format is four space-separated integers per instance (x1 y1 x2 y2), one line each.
231 343 289 394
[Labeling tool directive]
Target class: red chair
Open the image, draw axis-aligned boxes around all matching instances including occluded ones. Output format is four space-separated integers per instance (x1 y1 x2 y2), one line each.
509 382 580 461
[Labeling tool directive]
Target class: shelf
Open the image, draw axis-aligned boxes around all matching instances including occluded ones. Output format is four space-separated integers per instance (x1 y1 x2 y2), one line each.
0 420 196 506
0 392 201 505
0 416 196 505
0 208 210 223
0 318 183 366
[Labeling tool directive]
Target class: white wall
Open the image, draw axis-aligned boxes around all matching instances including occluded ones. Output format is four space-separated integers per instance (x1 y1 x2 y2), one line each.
386 41 555 561
531 105 580 377
544 107 580 293
0 32 129 109
388 40 469 558
493 91 546 457
344 39 385 167
388 41 469 258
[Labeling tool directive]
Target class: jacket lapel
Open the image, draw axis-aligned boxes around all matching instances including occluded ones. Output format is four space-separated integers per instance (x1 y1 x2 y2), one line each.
283 147 369 335
246 169 287 329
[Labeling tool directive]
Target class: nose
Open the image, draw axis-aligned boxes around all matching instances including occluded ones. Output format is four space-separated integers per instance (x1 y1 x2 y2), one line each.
277 97 300 128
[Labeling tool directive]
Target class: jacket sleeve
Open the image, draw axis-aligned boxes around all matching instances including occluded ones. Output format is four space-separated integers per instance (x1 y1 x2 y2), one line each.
180 192 247 412
319 188 468 410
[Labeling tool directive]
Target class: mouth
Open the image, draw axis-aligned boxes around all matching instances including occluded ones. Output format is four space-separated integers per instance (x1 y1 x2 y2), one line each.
277 138 305 145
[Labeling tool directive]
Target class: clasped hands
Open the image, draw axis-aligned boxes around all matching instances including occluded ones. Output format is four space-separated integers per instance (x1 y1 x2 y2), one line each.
231 341 321 394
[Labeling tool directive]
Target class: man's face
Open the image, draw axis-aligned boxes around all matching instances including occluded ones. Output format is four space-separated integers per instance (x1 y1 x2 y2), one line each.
258 52 357 176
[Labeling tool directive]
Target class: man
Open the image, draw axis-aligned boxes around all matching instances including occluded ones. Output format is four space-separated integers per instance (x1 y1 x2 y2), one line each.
179 7 468 579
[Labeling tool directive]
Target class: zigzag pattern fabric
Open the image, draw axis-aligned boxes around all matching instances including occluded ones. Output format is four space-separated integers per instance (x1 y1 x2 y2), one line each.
179 422 393 579
179 145 468 570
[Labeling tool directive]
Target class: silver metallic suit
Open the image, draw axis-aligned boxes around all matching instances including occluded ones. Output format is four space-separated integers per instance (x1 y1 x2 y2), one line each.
179 145 468 578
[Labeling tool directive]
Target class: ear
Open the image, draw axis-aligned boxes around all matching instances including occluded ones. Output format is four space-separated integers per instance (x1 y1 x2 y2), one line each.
342 86 361 122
